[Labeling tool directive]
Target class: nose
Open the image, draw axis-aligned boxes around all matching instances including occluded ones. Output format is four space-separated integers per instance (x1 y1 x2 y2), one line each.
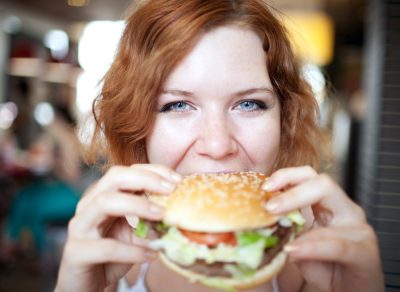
194 113 238 160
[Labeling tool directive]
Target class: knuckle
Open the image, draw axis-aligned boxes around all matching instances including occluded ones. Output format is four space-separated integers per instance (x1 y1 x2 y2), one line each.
67 217 84 239
146 163 162 168
155 164 170 172
93 192 109 209
354 204 367 222
303 165 317 176
130 163 143 169
107 165 123 177
75 198 87 214
334 239 350 258
94 167 124 191
271 168 285 179
75 202 84 214
318 173 334 187
67 217 78 233
360 224 377 241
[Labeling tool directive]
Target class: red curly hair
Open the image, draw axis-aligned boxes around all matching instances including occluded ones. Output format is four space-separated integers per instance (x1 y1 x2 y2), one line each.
87 0 323 171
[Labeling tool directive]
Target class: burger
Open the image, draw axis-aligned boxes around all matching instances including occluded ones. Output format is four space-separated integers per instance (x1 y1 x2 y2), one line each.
135 172 305 291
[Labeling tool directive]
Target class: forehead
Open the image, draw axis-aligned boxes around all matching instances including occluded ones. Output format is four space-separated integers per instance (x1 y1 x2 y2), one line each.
163 25 270 90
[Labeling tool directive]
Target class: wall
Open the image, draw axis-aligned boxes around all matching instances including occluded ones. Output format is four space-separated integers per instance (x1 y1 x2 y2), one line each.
357 0 400 290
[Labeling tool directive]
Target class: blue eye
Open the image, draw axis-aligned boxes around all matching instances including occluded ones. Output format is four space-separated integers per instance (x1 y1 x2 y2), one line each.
159 101 194 113
234 100 267 112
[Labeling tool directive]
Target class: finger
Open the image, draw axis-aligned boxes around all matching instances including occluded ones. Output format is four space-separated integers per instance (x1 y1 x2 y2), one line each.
69 192 164 238
130 235 154 248
93 165 178 195
285 225 378 268
76 166 178 214
262 166 317 192
287 239 367 270
264 174 342 212
130 164 182 183
300 206 315 231
295 224 376 243
264 174 365 225
294 261 334 292
75 182 99 214
64 239 157 266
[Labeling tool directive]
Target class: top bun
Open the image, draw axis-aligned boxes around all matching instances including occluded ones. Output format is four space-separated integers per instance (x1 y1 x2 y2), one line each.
149 172 279 232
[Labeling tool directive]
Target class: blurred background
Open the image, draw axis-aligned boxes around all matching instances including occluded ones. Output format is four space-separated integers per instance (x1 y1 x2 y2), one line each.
0 0 398 291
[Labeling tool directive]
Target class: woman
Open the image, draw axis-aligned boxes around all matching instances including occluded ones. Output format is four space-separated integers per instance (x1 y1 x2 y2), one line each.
55 0 384 291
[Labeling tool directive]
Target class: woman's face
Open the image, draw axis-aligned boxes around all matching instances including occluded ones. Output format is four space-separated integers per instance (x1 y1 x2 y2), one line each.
146 25 281 175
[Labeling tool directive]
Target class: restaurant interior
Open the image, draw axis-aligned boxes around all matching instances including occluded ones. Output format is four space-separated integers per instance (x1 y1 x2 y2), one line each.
0 0 399 291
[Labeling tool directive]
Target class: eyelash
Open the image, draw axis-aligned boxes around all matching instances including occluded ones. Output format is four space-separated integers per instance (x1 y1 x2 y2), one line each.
159 101 194 113
233 99 268 112
158 99 269 113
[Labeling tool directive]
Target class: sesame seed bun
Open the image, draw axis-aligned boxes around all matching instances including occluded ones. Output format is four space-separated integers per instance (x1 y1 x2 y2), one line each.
149 172 279 232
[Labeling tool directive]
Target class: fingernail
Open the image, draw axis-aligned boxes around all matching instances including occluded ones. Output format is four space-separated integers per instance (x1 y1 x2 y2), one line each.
262 180 275 191
126 215 139 227
284 244 300 253
149 204 164 215
170 173 182 183
160 180 175 191
264 199 280 212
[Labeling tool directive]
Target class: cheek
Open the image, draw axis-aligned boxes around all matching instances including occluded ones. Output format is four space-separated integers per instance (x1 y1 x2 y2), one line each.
146 117 195 166
254 124 280 159
235 114 281 171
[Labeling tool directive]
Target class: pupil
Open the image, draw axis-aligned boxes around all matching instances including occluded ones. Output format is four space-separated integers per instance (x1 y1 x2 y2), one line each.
244 102 251 108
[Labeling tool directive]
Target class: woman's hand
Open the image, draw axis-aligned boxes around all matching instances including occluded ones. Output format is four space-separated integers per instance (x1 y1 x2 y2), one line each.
55 164 181 292
263 166 384 292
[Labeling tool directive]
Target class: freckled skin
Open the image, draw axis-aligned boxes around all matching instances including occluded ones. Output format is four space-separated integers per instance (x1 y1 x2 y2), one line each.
146 25 281 176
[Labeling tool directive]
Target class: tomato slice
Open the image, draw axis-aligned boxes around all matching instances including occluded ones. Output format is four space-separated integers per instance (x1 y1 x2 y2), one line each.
179 229 237 247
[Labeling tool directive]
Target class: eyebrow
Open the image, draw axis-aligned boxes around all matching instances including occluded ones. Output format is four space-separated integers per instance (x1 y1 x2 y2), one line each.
233 87 275 98
162 89 194 97
161 87 275 98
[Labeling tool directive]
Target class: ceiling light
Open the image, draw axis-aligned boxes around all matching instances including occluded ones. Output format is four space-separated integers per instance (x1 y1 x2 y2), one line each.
44 29 69 60
283 11 334 66
34 102 54 126
68 0 90 7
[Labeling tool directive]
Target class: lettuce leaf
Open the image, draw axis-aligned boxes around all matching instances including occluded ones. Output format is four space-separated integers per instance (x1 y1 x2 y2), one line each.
155 222 169 233
224 264 257 279
287 210 306 226
237 231 263 246
135 219 148 238
286 210 306 233
151 227 279 269
264 235 279 248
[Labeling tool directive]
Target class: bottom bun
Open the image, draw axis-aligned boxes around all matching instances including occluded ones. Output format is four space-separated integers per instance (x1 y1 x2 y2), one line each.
159 251 287 291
